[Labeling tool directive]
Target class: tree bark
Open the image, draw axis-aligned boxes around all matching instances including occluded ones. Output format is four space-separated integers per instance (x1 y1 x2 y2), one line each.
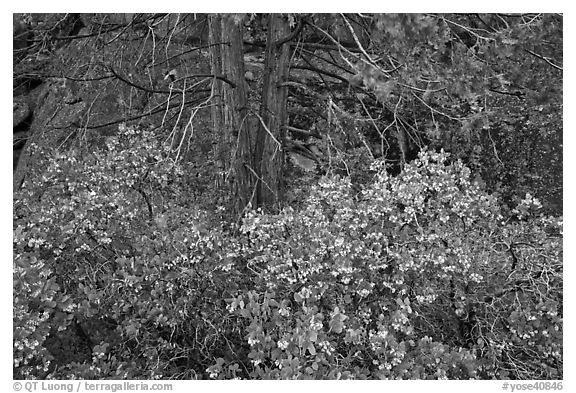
208 15 226 178
254 14 292 207
208 14 254 212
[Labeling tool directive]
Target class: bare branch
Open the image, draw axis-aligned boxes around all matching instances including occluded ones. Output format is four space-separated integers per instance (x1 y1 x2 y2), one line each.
524 49 562 71
283 125 322 139
340 14 382 70
289 65 350 85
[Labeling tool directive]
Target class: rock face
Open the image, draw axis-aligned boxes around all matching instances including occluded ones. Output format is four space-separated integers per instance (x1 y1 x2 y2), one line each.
13 92 39 171
13 14 93 188
12 67 153 191
13 79 88 191
13 99 30 129
13 18 126 191
13 14 35 172
13 14 33 63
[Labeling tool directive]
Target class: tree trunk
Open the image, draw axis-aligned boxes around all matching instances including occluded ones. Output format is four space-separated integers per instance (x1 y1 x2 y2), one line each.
208 15 226 182
254 14 291 207
208 14 254 212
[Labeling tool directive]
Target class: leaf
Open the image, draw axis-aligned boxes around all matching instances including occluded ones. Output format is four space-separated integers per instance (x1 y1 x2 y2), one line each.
289 152 316 172
309 330 318 343
308 343 316 355
330 319 344 333
329 309 348 333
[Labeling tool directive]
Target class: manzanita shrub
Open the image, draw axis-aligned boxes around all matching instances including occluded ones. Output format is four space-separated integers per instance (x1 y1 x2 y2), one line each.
14 126 562 380
214 149 562 380
13 125 248 379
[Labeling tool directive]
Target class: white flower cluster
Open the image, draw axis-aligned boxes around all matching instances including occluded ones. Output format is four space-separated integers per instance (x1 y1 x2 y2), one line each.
277 339 289 350
318 340 334 355
278 306 290 317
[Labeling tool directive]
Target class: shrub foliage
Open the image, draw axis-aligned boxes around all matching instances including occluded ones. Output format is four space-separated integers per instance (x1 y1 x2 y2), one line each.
14 126 562 379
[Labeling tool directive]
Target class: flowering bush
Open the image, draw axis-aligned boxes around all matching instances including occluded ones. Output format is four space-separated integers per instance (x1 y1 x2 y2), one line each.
215 149 562 379
13 125 247 379
14 133 561 380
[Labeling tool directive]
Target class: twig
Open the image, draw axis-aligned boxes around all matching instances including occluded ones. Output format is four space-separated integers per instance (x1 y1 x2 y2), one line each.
524 49 562 71
107 65 235 94
488 88 525 99
244 164 276 197
411 92 468 122
250 111 282 150
305 18 390 77
59 94 209 130
173 75 219 160
398 83 446 94
433 14 494 42
487 128 504 166
106 17 136 45
289 65 350 85
166 78 188 158
283 125 322 139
